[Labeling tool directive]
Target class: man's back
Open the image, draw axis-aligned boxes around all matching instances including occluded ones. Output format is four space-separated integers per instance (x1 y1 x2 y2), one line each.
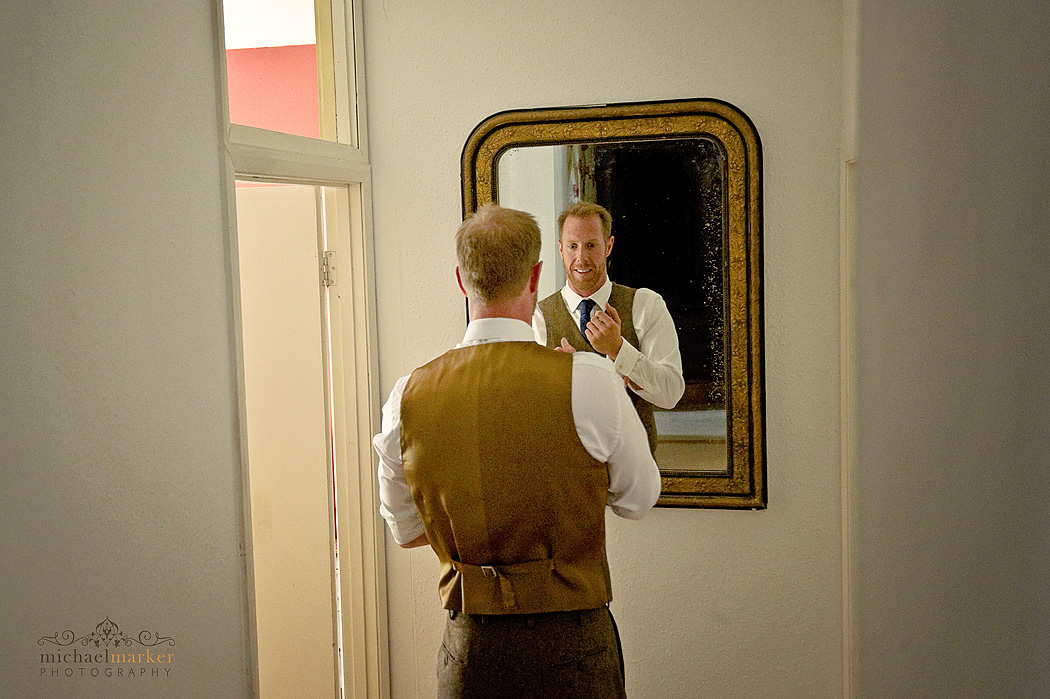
401 341 613 614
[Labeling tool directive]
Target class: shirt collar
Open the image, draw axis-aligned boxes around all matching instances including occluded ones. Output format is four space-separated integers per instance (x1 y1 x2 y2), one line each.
458 317 537 346
560 278 613 313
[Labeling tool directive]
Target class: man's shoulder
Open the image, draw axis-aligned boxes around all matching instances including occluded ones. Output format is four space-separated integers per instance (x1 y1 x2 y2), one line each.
612 283 667 311
537 291 567 319
422 340 564 367
570 351 619 378
407 345 473 382
612 281 660 298
414 345 461 370
407 342 568 390
538 289 563 309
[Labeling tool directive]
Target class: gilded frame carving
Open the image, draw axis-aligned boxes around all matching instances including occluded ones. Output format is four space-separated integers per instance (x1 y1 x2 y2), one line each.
461 98 765 509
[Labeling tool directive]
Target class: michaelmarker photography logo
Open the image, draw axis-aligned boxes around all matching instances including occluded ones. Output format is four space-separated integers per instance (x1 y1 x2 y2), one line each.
38 616 176 680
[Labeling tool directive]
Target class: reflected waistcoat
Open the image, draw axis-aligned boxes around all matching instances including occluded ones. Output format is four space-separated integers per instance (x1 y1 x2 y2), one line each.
400 341 613 614
538 283 657 454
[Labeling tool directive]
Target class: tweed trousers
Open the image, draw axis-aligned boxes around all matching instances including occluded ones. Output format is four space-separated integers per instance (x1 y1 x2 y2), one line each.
437 606 627 699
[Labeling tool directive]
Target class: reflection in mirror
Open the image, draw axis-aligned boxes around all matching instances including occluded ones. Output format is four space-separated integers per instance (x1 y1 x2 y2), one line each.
463 99 765 508
497 140 728 474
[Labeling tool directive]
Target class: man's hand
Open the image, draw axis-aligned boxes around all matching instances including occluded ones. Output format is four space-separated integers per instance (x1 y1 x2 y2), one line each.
554 337 576 353
585 303 625 360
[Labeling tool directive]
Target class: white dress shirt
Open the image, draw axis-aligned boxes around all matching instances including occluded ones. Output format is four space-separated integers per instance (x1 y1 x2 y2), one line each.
532 279 686 410
373 317 661 546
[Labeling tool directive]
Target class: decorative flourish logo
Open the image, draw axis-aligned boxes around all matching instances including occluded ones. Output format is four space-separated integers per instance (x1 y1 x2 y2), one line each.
39 616 174 650
38 617 175 679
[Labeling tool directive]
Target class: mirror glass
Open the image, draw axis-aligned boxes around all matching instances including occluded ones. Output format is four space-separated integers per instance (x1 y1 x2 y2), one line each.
462 99 765 508
496 140 728 474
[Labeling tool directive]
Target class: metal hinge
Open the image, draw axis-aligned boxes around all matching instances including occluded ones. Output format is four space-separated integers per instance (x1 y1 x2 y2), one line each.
321 250 335 287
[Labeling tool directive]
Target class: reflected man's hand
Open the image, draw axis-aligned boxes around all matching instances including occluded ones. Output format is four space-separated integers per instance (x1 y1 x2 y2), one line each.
585 303 625 360
554 337 576 353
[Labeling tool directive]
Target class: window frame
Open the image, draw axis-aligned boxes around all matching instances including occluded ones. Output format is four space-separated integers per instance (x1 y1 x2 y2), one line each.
214 1 387 697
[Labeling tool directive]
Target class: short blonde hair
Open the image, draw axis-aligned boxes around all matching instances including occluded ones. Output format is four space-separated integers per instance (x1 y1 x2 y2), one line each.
456 203 541 304
557 201 613 241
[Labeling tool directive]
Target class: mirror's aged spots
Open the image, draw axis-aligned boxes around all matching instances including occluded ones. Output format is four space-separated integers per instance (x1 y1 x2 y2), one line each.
462 99 765 508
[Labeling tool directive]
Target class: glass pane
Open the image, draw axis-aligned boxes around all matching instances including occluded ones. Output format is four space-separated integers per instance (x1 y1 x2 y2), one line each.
497 142 729 474
223 0 335 140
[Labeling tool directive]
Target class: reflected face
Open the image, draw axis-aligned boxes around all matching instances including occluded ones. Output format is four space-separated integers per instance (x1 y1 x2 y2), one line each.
559 215 614 298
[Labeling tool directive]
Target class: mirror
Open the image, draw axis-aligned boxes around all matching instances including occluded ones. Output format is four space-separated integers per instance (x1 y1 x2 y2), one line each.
462 99 765 508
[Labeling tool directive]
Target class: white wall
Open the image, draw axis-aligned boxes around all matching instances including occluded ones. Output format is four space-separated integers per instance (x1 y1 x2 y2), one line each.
854 1 1050 696
497 144 567 299
10 2 1042 698
363 1 845 697
0 1 250 697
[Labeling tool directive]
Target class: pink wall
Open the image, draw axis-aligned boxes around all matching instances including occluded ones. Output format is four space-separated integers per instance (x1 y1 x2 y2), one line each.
226 44 319 139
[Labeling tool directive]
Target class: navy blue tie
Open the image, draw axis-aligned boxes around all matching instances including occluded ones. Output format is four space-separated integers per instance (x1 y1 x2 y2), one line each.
578 298 596 346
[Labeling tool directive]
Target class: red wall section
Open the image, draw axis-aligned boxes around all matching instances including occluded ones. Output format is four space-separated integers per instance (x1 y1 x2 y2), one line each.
226 44 319 139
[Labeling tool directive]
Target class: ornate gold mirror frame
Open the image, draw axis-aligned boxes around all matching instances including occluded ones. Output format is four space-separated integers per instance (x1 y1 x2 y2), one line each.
461 98 765 508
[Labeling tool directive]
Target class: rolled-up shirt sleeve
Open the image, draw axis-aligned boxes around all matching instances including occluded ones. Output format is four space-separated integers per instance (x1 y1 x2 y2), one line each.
612 289 685 410
571 354 661 519
372 375 427 545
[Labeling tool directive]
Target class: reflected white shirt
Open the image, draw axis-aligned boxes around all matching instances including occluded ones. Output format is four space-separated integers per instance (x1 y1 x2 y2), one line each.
373 317 661 546
533 279 685 410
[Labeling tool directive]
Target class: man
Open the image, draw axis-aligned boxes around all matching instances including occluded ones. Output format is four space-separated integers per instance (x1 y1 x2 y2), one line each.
534 202 685 455
373 204 660 698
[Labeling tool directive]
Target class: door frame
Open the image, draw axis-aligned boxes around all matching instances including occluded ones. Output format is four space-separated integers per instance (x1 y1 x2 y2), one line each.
215 0 387 695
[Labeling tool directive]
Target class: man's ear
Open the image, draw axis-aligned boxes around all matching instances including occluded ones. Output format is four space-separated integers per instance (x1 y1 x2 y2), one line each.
528 261 543 294
455 267 468 297
605 235 615 258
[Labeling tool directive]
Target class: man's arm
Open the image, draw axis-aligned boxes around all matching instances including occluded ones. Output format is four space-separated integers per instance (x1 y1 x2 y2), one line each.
609 290 685 410
604 397 662 518
372 375 430 547
570 354 661 519
400 532 430 548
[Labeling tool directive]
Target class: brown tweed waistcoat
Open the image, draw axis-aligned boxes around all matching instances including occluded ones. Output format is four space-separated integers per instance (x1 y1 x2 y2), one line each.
400 341 613 614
